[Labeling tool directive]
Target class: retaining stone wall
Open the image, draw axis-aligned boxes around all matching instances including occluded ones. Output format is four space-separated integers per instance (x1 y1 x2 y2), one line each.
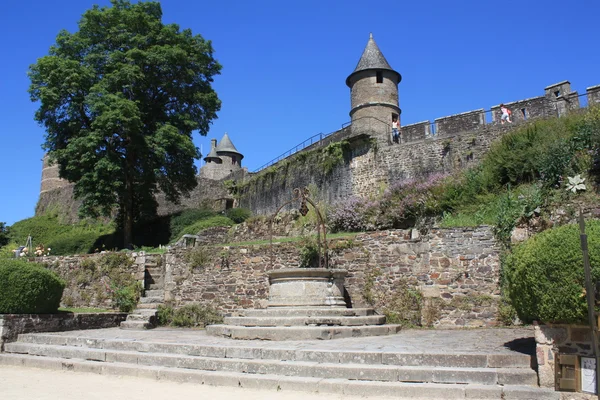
534 322 596 391
37 253 144 309
0 313 126 350
164 226 501 328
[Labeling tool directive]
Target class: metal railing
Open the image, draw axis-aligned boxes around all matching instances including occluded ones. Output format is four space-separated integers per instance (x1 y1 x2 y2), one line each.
252 123 349 173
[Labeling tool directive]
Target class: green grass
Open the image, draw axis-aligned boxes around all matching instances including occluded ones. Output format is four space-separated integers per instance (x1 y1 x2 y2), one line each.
220 231 361 247
58 307 112 313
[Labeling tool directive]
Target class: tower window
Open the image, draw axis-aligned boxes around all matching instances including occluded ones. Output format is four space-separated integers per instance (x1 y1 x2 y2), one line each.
521 108 528 120
554 90 560 97
376 71 383 84
232 156 237 165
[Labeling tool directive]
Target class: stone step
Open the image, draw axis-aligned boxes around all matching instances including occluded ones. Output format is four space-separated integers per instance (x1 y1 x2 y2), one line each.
0 353 558 399
119 321 154 330
140 296 164 304
147 283 163 290
223 315 386 327
144 289 164 298
206 324 402 340
126 313 157 322
2 343 538 386
241 308 375 317
136 303 161 309
16 333 533 369
131 308 160 315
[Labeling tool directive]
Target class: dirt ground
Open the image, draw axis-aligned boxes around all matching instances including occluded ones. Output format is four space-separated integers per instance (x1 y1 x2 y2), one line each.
0 365 394 400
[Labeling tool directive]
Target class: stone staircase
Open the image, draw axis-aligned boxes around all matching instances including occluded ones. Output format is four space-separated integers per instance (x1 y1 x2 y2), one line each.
207 307 400 340
120 254 164 330
0 329 559 399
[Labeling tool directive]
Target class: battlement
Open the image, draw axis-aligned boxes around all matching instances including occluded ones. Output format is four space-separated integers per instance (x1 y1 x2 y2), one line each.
393 80 593 140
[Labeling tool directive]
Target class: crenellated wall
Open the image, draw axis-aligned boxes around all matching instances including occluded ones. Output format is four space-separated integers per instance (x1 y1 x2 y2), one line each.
36 80 599 222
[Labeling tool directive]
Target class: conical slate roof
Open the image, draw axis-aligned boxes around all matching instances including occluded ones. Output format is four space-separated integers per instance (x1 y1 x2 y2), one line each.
346 33 401 87
216 132 242 156
353 33 393 72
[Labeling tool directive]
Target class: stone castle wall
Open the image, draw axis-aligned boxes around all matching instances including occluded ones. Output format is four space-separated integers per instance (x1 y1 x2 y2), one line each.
163 226 501 328
237 81 597 215
36 81 598 221
35 226 501 328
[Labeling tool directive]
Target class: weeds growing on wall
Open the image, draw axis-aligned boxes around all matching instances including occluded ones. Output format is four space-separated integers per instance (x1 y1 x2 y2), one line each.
157 303 223 327
185 246 213 270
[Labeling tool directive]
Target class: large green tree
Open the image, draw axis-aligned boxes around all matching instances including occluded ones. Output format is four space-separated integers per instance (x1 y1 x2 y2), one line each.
0 222 9 247
29 0 221 248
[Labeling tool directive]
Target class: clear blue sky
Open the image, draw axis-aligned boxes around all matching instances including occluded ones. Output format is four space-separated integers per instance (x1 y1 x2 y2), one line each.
1 0 599 226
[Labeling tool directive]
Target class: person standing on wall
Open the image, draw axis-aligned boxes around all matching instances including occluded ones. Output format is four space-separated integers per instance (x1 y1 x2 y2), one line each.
392 116 400 143
500 104 512 124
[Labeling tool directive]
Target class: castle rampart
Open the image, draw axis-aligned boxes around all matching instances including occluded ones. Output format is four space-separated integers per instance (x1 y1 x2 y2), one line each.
588 84 600 106
434 109 485 136
34 32 599 225
237 81 597 216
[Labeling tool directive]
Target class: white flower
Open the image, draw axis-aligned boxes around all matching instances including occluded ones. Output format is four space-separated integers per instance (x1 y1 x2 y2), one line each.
566 175 586 193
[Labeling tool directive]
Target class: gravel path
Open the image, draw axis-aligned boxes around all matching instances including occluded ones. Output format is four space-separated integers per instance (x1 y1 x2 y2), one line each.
0 365 393 400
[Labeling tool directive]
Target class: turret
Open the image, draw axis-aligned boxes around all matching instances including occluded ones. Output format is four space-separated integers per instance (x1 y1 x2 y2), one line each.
40 154 69 194
346 34 401 140
200 133 244 180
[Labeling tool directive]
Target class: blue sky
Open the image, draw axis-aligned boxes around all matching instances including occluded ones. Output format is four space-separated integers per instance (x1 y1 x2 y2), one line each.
1 0 599 226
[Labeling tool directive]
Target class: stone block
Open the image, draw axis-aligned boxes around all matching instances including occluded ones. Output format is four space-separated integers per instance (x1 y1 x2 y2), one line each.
502 386 560 399
421 286 441 298
487 354 532 368
535 325 568 345
433 368 497 385
465 384 503 399
496 368 538 386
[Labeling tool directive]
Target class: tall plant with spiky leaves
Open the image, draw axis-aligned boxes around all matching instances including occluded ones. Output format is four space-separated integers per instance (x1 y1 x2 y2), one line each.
29 0 221 248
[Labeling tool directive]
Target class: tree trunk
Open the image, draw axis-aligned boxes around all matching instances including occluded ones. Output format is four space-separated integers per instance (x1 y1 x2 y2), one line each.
123 151 135 249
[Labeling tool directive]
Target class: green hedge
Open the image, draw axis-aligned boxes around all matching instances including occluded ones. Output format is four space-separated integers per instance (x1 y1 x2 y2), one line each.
0 259 65 314
504 220 600 324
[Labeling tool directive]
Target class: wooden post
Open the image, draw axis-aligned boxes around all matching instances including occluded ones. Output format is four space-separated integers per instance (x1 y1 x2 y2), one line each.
579 211 600 395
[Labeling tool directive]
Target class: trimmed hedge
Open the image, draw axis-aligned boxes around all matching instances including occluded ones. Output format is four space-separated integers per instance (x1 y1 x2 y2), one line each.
0 259 65 314
504 220 600 324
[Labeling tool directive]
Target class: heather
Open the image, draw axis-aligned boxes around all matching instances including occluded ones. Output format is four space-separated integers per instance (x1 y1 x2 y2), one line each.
328 173 447 232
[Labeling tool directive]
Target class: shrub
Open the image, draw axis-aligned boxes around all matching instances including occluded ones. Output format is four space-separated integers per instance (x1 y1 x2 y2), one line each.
156 303 222 327
504 220 600 324
185 246 213 268
7 215 115 256
298 236 320 268
169 208 217 242
111 281 142 313
225 208 252 224
0 259 65 313
381 281 422 328
179 216 234 238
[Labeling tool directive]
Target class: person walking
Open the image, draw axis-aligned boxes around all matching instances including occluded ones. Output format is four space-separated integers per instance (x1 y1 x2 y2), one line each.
500 104 512 124
392 117 400 143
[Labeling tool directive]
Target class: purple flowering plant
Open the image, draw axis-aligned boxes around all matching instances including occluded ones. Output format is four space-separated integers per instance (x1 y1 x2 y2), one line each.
328 173 449 232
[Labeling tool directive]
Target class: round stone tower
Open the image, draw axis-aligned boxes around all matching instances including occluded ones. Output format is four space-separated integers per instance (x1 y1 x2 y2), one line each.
40 153 70 194
346 33 402 139
200 133 244 180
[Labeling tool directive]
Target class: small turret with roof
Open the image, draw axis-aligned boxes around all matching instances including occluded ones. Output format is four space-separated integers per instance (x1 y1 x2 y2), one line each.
200 133 244 180
346 33 402 142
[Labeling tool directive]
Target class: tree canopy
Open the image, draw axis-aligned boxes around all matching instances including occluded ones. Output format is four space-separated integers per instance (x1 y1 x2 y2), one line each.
28 0 221 248
0 222 9 247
